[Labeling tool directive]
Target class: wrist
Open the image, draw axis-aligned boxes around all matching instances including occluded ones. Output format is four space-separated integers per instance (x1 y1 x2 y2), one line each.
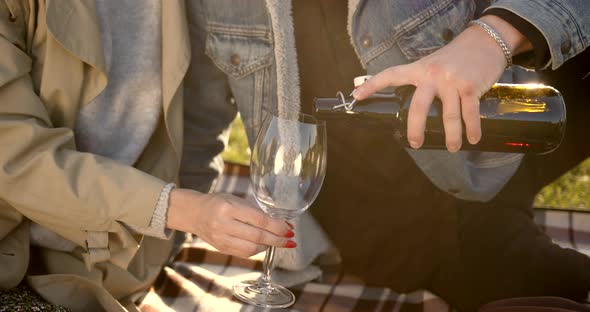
166 188 204 232
479 15 532 56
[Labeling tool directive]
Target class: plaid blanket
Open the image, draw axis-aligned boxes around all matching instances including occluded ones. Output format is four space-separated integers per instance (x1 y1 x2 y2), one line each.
142 163 590 312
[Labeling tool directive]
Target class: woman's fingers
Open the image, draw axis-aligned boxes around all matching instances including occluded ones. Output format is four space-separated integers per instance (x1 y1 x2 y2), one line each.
216 235 267 258
215 232 296 259
172 192 298 259
231 200 291 237
439 87 462 152
227 218 295 248
407 85 436 149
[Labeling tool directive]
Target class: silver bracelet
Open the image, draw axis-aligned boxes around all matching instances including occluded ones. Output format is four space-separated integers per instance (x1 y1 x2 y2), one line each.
468 19 513 68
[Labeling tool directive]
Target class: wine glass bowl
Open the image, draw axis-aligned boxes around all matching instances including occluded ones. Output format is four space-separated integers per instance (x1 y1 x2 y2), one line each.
250 112 327 220
232 110 327 308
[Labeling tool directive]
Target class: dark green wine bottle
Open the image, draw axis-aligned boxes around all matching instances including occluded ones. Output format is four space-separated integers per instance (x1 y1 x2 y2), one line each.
313 83 566 154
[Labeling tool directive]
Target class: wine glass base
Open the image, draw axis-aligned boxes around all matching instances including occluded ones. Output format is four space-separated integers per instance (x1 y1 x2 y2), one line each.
232 280 296 308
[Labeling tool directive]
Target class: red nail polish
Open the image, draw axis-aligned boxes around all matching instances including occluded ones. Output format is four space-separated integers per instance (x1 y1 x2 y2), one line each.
285 221 294 230
285 241 297 248
284 230 295 238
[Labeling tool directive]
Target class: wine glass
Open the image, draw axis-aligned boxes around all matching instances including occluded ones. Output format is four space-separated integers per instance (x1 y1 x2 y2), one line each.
232 110 327 308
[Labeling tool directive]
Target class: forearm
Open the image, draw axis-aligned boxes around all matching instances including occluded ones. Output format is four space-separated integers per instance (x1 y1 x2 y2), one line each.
483 9 549 69
0 113 167 232
478 14 533 57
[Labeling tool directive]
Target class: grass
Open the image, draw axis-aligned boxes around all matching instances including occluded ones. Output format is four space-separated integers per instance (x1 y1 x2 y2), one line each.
222 115 590 210
535 158 590 210
221 115 251 166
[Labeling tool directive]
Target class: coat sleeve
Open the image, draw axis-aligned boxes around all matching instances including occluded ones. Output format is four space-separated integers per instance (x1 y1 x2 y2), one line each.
485 0 590 70
0 2 167 242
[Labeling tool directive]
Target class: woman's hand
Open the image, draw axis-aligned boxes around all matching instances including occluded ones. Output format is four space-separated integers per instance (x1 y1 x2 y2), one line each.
353 15 532 152
166 189 295 258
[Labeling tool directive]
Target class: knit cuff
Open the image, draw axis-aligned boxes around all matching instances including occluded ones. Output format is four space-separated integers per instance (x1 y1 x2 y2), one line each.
126 183 175 239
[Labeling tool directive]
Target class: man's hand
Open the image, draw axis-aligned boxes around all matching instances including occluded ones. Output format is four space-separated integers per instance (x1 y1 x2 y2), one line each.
353 15 532 152
166 189 295 258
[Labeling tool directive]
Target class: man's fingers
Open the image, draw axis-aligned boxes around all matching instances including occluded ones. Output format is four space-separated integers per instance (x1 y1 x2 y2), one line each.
232 203 291 237
353 65 415 100
227 219 294 248
439 88 462 152
406 85 436 149
461 95 481 145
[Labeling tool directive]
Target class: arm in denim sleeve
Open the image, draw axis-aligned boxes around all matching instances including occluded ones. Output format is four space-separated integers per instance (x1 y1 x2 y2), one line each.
181 4 237 193
484 9 549 70
485 0 590 69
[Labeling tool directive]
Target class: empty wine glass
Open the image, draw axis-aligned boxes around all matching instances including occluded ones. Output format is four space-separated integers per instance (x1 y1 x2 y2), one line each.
232 110 327 308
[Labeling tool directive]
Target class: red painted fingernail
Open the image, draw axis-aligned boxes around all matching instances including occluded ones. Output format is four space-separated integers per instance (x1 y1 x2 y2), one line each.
285 221 294 230
285 241 297 248
284 230 295 238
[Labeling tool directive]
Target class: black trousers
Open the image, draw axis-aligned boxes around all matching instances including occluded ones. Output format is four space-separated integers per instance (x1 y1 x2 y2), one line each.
311 53 590 312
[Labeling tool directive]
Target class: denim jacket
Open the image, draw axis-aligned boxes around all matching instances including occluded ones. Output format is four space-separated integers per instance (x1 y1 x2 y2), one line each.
184 0 589 201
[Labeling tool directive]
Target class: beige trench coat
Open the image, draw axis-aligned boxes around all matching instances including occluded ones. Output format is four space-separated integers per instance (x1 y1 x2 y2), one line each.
0 0 189 310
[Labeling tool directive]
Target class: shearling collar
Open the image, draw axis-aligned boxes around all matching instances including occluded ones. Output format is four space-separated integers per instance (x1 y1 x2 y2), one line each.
264 0 362 115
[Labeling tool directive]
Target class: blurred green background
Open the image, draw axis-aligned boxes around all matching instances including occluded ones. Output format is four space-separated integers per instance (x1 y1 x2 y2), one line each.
222 115 590 210
220 115 251 166
533 158 590 210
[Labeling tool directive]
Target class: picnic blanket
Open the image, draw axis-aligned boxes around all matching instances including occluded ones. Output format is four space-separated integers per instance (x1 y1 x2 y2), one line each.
141 163 590 312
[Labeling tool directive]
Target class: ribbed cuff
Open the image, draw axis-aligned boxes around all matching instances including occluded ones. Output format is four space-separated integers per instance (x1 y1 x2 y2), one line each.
126 183 175 239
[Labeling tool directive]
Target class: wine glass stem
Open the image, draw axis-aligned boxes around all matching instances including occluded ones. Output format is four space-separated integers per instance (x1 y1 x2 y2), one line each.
258 246 276 289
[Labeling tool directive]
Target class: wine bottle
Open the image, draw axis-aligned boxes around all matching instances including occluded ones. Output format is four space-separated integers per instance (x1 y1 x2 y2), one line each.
313 83 566 154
